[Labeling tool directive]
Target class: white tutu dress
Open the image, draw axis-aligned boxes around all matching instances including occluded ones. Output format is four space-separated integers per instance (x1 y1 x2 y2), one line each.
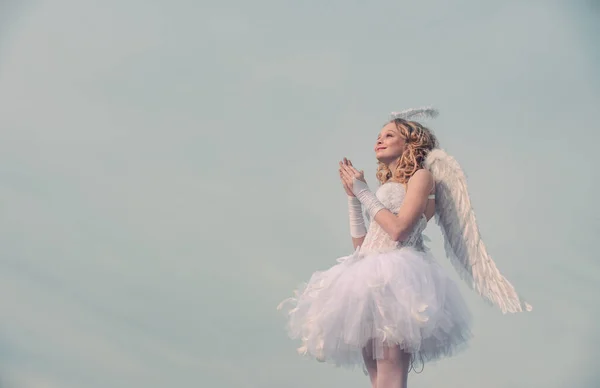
278 182 472 369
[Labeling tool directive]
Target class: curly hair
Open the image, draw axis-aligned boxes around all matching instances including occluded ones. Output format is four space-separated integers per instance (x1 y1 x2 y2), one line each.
375 119 439 185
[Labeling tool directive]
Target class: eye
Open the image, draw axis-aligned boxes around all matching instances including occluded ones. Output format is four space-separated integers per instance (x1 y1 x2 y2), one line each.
386 133 393 137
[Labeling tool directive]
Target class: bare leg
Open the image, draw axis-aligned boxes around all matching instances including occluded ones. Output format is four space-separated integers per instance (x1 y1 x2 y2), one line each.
362 339 377 388
375 345 410 388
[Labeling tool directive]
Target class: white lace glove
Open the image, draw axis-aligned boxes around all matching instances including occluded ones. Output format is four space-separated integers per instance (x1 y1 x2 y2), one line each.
348 196 367 238
352 178 386 220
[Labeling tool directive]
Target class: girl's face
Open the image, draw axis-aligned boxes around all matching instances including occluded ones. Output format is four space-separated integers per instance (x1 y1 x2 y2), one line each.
375 122 406 162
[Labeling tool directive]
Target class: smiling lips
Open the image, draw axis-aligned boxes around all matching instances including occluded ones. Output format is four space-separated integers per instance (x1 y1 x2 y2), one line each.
376 147 386 151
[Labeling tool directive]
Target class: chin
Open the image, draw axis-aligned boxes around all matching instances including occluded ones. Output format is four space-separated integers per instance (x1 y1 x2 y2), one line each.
375 151 390 160
376 153 400 164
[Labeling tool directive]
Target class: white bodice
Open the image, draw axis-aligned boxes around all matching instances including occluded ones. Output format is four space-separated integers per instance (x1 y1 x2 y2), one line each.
360 182 428 254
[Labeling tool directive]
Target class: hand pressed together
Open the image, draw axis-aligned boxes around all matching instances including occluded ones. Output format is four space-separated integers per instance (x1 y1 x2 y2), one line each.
338 157 366 197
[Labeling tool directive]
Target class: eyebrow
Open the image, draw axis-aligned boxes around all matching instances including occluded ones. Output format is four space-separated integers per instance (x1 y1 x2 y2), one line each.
377 130 394 139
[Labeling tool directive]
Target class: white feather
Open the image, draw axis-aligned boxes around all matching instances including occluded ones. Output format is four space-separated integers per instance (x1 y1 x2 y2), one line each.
424 148 532 314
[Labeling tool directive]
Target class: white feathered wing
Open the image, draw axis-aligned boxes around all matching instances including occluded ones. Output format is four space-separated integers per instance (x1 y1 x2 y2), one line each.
424 148 532 314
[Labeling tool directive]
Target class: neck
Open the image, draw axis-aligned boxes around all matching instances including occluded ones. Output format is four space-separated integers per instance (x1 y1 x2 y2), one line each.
385 158 401 172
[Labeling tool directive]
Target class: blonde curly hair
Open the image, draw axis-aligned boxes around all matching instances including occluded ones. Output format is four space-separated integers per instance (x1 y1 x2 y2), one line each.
375 118 439 185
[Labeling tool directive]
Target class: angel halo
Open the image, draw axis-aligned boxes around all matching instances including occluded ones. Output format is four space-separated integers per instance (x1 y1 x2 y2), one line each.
389 106 439 122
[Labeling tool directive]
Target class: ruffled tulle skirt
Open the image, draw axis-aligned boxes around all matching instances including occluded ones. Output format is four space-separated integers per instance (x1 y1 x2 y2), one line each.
277 246 472 369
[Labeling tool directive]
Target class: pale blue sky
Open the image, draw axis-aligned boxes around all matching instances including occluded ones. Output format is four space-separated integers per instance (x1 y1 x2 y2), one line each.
0 1 598 387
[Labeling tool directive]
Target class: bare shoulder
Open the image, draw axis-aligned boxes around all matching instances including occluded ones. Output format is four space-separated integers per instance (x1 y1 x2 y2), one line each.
407 168 433 190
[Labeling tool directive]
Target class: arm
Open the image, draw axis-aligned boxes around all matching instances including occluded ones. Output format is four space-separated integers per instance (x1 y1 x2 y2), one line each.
352 236 366 250
348 195 367 250
341 164 433 242
372 169 433 241
348 189 367 250
340 159 367 249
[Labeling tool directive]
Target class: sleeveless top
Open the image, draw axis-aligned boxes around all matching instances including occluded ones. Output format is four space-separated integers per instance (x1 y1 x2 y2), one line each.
359 182 428 255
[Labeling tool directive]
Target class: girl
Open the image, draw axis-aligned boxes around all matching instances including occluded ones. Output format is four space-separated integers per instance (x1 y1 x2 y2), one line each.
278 108 530 388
